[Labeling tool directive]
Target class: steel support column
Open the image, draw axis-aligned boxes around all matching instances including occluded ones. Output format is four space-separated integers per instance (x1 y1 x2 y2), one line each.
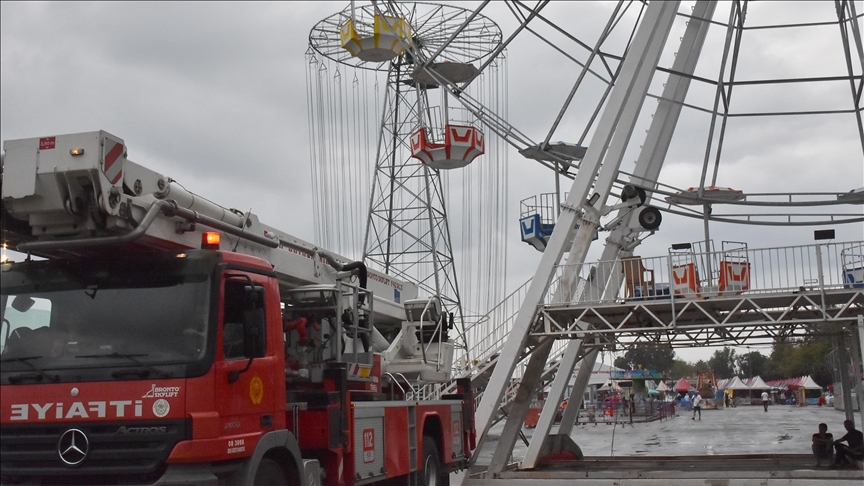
848 318 864 430
520 1 718 471
486 338 555 474
858 315 864 429
837 334 856 424
597 0 718 273
473 0 681 474
558 348 600 437
521 337 586 468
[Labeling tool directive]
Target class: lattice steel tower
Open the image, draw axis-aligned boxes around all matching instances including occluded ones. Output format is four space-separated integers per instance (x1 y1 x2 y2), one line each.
308 2 503 351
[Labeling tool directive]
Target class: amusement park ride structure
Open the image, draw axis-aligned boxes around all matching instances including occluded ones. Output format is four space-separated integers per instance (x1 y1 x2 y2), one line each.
0 1 862 485
308 2 508 368
307 0 864 483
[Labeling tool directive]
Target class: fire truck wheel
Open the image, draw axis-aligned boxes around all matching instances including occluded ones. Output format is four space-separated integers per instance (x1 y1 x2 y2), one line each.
253 458 287 485
421 436 448 486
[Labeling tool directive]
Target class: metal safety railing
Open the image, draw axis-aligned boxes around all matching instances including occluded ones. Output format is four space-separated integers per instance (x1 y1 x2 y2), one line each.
574 400 675 425
453 274 567 380
520 193 559 225
552 240 864 305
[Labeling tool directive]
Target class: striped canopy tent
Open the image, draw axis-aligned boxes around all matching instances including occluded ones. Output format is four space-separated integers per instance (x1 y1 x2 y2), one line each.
655 381 669 392
800 376 821 389
766 376 821 389
716 378 729 390
766 376 823 405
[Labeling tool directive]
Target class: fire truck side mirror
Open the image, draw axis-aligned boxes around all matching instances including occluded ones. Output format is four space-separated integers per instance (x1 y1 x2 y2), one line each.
11 295 35 313
226 284 267 384
243 285 266 359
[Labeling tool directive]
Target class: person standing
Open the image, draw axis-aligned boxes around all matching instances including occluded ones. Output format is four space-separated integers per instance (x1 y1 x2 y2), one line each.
832 420 864 468
812 423 833 467
761 390 770 412
691 393 702 420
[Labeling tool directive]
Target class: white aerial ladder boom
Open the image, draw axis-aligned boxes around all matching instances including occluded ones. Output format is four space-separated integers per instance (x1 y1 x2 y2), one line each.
1 130 455 382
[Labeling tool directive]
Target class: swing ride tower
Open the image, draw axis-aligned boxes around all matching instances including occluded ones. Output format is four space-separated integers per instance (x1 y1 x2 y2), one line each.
307 2 505 360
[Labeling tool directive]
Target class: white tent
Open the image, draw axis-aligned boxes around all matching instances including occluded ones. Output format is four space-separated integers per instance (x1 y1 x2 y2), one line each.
655 381 668 392
721 376 750 390
597 380 622 392
800 376 821 389
748 376 771 390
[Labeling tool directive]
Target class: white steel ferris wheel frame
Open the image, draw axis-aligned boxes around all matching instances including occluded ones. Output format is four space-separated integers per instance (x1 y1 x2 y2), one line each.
466 0 864 480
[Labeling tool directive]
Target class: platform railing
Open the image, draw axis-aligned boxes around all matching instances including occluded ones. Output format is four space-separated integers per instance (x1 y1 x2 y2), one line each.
451 278 533 378
452 273 569 381
441 241 862 411
519 193 558 225
440 273 576 412
551 240 864 306
574 400 674 425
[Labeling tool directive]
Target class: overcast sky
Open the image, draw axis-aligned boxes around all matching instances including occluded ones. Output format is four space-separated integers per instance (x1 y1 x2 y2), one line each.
2 1 862 364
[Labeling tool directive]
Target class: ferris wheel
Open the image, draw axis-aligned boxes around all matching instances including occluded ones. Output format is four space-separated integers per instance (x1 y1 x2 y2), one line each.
306 3 864 474
307 1 863 380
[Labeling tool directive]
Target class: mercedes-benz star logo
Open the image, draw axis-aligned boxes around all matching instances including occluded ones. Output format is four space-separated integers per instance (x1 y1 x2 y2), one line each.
57 428 89 466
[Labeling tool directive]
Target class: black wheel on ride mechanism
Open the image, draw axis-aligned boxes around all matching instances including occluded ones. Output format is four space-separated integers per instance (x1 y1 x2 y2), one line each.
638 206 662 230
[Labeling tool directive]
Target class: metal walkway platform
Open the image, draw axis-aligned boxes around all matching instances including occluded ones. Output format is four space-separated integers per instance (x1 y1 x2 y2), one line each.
535 287 864 347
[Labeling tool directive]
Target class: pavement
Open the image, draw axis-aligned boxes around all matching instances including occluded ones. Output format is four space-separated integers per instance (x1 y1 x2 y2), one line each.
478 402 854 460
455 403 864 484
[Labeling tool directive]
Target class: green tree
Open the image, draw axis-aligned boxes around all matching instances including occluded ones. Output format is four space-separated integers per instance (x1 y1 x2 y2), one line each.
764 337 833 386
737 351 769 378
613 343 675 373
707 347 737 378
670 359 695 379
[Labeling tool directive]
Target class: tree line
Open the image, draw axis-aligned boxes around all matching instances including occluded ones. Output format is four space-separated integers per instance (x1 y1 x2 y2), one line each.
612 336 836 387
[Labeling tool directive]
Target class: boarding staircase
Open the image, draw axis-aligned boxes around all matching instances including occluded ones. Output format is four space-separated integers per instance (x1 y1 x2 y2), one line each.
423 275 583 427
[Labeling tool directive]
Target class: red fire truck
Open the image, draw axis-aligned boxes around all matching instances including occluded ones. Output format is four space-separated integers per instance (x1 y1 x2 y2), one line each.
0 131 474 485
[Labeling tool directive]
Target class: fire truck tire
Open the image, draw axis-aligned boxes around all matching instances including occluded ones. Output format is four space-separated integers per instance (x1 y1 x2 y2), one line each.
421 436 449 486
253 458 287 485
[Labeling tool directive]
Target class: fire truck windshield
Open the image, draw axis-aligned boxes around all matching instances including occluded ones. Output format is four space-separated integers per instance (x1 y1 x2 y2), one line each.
0 253 217 383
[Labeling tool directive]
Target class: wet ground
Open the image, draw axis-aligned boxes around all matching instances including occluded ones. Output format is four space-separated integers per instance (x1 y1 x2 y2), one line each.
454 403 863 484
479 402 850 460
